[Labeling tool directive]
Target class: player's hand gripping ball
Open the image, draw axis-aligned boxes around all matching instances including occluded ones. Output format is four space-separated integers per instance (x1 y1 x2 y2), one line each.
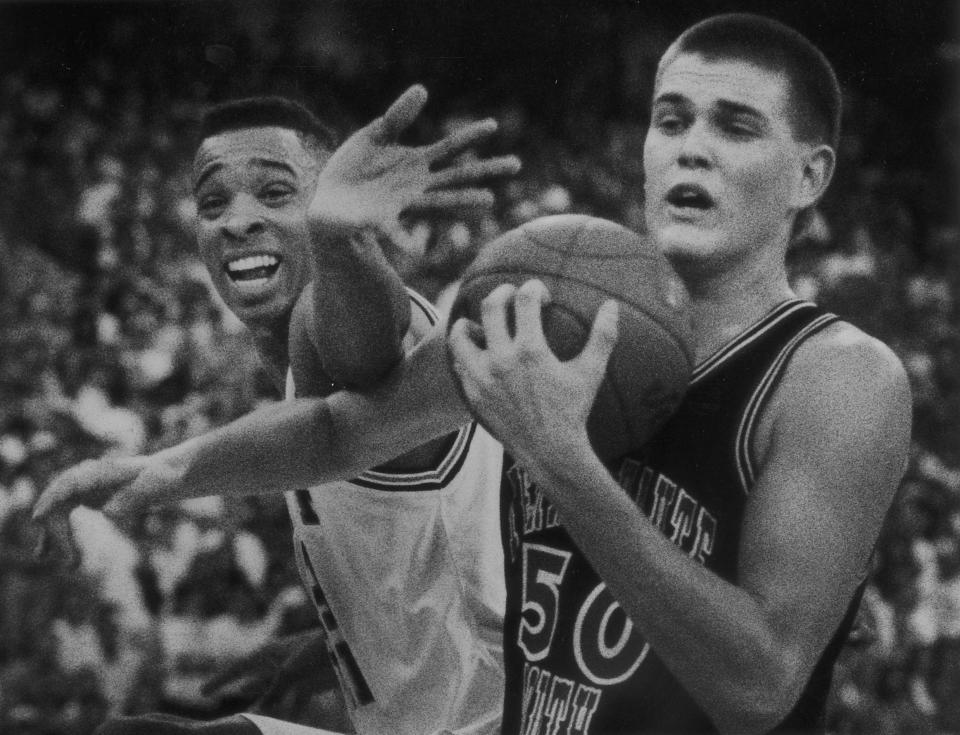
448 215 694 461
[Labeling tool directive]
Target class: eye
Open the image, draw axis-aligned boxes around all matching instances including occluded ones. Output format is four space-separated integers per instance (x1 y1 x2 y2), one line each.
197 193 227 220
260 182 295 206
654 112 686 136
722 119 760 140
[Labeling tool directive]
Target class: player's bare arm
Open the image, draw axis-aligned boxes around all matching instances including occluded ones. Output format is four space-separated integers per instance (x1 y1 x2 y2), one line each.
447 280 911 735
303 84 519 387
33 326 470 562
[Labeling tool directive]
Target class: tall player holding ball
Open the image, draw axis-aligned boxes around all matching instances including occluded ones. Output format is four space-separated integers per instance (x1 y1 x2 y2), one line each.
446 15 910 733
36 13 910 735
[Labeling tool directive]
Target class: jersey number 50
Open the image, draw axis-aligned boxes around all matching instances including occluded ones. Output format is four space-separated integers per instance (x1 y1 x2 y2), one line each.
519 543 649 685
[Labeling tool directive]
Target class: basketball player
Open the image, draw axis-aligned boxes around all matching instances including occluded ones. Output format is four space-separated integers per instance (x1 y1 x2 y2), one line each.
36 13 911 735
48 87 518 735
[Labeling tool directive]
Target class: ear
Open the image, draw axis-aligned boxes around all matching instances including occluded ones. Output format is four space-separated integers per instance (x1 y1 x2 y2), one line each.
793 143 835 210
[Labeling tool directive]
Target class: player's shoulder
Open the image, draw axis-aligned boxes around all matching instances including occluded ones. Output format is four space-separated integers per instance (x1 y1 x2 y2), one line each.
785 318 910 412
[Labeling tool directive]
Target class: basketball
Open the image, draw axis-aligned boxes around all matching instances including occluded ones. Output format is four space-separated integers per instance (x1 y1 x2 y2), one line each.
449 214 694 461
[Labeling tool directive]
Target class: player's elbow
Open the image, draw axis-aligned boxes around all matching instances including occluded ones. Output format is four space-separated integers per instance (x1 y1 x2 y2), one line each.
712 649 808 735
325 347 404 391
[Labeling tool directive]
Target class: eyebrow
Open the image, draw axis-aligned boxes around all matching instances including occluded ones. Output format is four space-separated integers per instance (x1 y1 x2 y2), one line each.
652 92 689 109
193 163 222 194
652 93 769 125
193 158 298 195
714 99 769 126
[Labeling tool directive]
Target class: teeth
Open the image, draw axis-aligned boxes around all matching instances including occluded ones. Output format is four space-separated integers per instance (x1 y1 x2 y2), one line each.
227 254 279 273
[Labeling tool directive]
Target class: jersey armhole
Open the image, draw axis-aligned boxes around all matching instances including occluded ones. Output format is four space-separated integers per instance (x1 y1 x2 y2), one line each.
290 287 472 491
350 422 477 491
734 314 841 494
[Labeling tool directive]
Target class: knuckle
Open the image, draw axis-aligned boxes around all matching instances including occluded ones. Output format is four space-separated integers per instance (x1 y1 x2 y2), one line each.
487 358 510 379
517 279 546 302
516 341 543 363
482 284 513 310
599 321 619 343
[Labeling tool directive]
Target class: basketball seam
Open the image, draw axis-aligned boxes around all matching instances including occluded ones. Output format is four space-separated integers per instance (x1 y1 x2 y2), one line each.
463 269 695 369
544 301 686 456
520 224 661 261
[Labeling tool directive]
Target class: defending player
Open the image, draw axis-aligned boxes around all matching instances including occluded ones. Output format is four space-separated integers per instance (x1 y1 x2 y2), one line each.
36 14 911 735
61 87 517 735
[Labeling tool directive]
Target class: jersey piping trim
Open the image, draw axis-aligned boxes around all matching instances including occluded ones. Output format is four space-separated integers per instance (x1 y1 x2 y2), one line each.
734 313 840 494
346 288 477 491
349 422 477 490
692 300 813 386
407 287 439 327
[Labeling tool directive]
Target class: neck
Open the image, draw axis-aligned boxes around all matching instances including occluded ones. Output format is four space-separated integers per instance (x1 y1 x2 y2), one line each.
247 315 291 392
677 247 795 363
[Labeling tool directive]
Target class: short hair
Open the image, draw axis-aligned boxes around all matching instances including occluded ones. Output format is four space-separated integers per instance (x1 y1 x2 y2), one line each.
197 96 340 159
658 14 842 150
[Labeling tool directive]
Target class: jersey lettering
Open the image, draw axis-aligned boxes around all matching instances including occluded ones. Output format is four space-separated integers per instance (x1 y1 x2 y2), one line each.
668 488 697 546
520 663 601 735
648 474 678 529
691 506 718 564
616 463 718 562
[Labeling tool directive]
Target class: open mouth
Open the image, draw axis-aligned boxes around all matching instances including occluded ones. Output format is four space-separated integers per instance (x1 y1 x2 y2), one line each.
224 254 282 287
665 184 715 211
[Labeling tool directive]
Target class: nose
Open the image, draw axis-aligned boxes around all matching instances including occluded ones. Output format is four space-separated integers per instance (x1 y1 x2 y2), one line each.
677 120 713 170
221 194 265 240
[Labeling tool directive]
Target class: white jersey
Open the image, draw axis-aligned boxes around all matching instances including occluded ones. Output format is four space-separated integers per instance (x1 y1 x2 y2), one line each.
284 291 506 735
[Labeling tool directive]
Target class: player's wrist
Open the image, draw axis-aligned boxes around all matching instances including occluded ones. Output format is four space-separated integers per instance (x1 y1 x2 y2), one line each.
523 429 597 490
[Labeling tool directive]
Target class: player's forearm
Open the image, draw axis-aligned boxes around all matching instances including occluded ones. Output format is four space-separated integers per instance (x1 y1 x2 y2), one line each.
148 398 352 501
132 331 470 507
529 448 809 735
309 230 410 388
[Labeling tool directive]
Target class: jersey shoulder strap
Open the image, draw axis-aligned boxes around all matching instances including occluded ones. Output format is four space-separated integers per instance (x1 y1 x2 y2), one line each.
732 303 840 493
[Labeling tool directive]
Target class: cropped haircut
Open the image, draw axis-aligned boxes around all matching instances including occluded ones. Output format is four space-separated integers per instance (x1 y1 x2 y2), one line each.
658 13 842 150
197 96 340 160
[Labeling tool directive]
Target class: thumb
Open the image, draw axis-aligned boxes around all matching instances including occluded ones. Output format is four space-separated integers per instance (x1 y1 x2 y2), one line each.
369 84 428 143
575 300 620 380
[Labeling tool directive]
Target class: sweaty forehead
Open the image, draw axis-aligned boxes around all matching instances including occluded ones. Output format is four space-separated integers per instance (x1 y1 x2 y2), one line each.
193 126 316 183
654 53 792 123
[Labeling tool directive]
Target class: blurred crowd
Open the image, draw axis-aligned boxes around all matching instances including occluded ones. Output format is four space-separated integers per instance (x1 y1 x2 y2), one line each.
0 3 958 734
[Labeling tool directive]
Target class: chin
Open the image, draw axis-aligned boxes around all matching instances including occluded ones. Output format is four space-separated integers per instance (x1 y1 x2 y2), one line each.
656 225 718 260
222 291 292 331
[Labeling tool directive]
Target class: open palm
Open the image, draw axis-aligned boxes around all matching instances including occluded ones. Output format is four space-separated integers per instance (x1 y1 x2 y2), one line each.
309 84 520 235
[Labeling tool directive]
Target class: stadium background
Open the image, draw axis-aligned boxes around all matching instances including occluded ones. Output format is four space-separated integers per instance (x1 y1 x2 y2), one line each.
0 1 957 732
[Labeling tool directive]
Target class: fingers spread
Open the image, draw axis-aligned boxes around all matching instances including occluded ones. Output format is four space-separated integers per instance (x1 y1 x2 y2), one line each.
514 280 551 350
576 299 620 373
428 118 498 160
411 188 494 212
371 84 429 143
32 465 82 521
480 284 517 350
430 156 521 188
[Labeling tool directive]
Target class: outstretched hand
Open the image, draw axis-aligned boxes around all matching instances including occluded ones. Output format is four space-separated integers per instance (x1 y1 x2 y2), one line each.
32 455 156 567
309 84 520 236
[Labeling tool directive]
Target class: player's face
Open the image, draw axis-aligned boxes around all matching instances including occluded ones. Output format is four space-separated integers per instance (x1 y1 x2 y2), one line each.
193 126 320 327
644 53 812 277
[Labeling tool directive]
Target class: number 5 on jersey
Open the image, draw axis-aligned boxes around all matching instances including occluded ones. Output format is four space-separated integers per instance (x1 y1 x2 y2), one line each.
519 543 573 661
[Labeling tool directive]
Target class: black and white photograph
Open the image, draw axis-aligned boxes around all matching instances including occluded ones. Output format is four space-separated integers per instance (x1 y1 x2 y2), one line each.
0 1 956 733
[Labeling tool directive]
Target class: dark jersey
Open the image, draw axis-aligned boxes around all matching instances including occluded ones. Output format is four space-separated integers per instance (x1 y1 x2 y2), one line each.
500 299 864 734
